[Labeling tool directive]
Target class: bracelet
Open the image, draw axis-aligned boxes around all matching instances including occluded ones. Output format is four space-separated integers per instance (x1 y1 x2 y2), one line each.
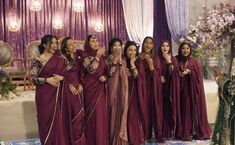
45 78 47 83
167 62 172 66
130 67 136 70
215 76 222 82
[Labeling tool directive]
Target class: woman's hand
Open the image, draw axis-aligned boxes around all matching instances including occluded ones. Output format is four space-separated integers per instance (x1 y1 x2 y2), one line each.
53 74 64 81
99 75 106 82
145 54 153 65
46 77 61 87
130 53 138 68
96 48 106 58
161 75 166 83
78 84 83 95
183 68 191 75
145 54 154 70
69 84 78 95
162 53 171 63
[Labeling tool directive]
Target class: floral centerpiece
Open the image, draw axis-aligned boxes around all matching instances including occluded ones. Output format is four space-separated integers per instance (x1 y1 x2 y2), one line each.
0 69 16 100
180 2 235 58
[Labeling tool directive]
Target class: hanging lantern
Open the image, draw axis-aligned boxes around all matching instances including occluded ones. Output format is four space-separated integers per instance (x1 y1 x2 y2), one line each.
73 0 84 12
29 0 42 11
53 16 63 29
8 21 20 32
94 22 104 32
8 13 20 32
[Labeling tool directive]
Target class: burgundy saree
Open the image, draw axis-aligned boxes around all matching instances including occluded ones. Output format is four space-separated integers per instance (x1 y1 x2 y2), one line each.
152 57 164 140
63 56 86 145
155 56 182 139
140 57 154 140
82 54 108 145
30 54 67 145
127 59 146 145
176 56 211 139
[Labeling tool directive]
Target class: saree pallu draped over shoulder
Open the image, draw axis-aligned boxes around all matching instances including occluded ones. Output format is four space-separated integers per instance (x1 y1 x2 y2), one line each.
82 54 108 145
106 55 129 145
30 54 68 145
62 55 86 145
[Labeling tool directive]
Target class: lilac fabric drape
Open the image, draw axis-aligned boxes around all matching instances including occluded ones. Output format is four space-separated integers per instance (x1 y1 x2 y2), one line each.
164 0 189 44
153 0 171 49
0 0 128 58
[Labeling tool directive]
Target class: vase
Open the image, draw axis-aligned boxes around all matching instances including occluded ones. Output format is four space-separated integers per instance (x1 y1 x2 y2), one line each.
206 56 219 67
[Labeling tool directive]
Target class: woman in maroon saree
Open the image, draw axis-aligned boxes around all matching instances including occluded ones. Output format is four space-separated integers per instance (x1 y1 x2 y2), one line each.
106 38 129 145
60 37 86 145
140 37 163 141
82 34 108 145
176 42 211 141
30 35 67 145
124 41 146 145
155 40 182 139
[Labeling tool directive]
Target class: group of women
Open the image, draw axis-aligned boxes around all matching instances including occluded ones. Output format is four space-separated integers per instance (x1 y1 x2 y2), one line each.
30 34 212 145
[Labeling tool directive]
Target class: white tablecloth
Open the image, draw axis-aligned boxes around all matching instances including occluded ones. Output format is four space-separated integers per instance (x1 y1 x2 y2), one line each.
203 80 218 124
0 91 38 141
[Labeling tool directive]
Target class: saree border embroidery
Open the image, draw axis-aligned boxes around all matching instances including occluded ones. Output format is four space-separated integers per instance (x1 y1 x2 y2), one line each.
85 90 102 125
44 84 60 144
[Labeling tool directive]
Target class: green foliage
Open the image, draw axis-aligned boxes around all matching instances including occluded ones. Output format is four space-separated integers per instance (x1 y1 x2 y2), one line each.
0 70 16 99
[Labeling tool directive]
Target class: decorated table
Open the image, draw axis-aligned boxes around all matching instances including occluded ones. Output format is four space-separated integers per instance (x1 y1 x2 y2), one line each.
0 91 38 141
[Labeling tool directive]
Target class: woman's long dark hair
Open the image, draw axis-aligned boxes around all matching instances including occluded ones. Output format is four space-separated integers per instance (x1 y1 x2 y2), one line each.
38 34 57 54
108 38 123 55
177 42 192 61
141 36 155 57
157 40 172 61
124 41 140 70
60 37 76 66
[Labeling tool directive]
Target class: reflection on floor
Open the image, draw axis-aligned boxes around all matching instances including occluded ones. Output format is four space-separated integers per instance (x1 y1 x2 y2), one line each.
0 138 210 145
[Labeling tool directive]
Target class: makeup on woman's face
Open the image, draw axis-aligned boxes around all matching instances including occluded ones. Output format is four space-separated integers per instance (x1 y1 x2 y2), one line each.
89 37 99 50
127 45 137 58
45 37 58 54
181 44 191 57
66 39 76 54
112 41 122 55
161 42 170 54
143 38 153 54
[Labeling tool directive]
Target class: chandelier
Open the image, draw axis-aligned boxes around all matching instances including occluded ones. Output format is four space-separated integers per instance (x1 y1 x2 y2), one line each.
8 20 20 32
8 13 20 32
73 1 84 12
29 0 42 11
94 22 104 32
53 17 63 29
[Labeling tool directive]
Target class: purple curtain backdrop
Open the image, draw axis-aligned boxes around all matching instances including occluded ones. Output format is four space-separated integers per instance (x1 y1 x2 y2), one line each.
153 0 171 50
0 0 128 58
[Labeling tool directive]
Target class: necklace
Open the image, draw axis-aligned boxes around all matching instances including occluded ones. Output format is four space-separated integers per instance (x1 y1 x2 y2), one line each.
180 60 188 71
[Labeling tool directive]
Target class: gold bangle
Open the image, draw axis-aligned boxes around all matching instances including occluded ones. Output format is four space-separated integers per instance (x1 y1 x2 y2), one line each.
215 76 222 82
130 67 136 70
